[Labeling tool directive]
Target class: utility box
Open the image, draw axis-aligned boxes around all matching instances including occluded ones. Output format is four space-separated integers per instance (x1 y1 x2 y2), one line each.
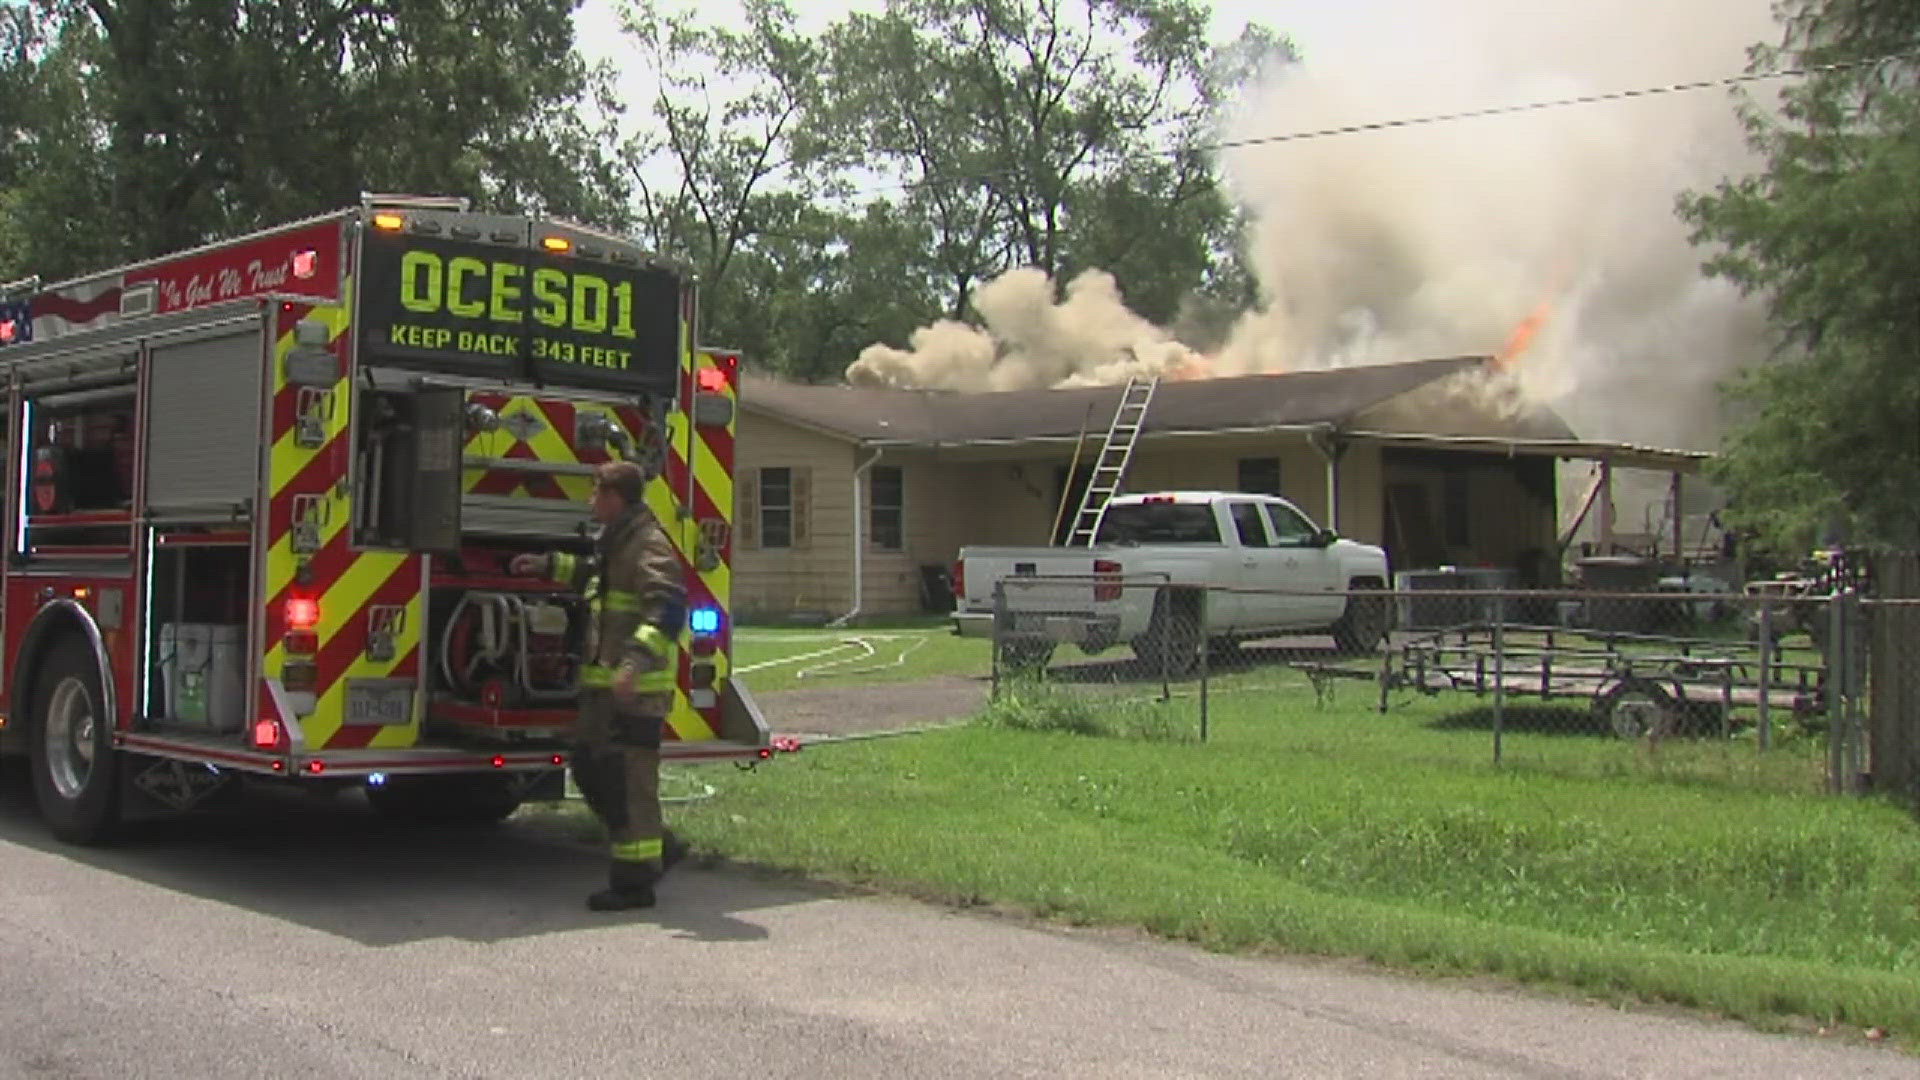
160 623 246 733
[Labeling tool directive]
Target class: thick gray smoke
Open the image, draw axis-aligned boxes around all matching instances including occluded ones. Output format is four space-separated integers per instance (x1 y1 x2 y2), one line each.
845 0 1780 452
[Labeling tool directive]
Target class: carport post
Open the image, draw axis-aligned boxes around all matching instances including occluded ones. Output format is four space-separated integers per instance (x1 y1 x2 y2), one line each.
1670 470 1684 565
1310 428 1347 532
1596 459 1616 553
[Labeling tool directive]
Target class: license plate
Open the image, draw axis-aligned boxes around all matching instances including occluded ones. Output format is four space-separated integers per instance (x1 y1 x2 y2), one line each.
345 681 414 726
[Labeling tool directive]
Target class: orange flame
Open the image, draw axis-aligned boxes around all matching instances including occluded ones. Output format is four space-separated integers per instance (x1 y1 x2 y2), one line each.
1167 354 1216 381
1494 299 1553 369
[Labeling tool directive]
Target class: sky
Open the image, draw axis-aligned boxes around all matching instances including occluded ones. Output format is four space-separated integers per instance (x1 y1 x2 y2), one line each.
572 0 1384 118
571 0 1788 455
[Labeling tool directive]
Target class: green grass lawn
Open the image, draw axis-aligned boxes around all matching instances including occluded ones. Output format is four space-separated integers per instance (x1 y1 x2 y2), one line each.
732 622 990 692
646 666 1920 1045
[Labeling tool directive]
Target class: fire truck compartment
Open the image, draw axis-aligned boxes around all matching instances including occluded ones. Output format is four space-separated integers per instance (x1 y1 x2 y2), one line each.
142 545 250 731
143 322 266 516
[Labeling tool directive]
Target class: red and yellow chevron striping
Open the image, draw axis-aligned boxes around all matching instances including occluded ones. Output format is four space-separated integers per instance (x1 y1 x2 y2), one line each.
260 291 423 751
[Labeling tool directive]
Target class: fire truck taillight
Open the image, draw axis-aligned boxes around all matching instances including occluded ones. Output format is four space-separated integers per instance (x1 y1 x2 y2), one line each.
696 367 728 393
251 719 282 751
292 249 318 279
0 319 15 343
286 597 320 631
371 212 404 232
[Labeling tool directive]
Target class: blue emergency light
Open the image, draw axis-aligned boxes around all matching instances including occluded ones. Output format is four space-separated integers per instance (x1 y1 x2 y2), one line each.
690 607 721 635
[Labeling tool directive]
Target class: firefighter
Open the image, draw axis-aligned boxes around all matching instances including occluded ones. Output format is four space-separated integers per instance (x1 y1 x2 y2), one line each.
511 460 688 911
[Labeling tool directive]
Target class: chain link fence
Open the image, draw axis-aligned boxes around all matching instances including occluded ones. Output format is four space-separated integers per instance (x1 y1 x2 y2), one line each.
989 571 1920 797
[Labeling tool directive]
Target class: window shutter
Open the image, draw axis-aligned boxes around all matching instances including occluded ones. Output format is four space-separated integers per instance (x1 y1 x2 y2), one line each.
737 469 760 550
792 467 812 549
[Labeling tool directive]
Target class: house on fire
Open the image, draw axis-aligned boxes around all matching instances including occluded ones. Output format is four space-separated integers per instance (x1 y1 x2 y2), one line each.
727 355 1708 623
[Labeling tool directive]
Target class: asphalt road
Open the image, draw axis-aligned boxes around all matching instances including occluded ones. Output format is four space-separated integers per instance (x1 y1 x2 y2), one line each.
1 765 1911 1080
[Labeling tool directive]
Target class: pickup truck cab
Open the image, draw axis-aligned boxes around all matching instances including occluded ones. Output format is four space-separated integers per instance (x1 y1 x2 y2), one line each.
952 492 1392 673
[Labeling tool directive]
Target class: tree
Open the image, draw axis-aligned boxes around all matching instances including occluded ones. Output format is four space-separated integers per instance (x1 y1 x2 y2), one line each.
809 0 1236 321
1678 1 1920 551
1 0 627 283
619 0 822 360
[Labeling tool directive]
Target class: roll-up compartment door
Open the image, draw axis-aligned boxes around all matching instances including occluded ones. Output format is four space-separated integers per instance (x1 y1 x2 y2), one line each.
144 325 267 514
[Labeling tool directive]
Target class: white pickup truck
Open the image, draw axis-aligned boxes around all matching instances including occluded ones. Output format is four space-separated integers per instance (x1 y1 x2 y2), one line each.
951 491 1392 673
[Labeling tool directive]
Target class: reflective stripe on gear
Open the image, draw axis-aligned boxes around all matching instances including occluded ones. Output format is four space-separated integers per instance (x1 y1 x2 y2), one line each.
600 589 644 613
632 622 672 658
551 552 578 582
579 663 674 693
611 838 664 863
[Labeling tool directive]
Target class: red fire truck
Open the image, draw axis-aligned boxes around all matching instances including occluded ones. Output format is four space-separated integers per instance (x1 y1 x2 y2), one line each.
0 194 766 842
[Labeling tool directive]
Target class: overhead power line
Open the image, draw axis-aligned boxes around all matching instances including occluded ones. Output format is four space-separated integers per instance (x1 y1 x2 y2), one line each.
825 50 1918 204
1203 51 1920 155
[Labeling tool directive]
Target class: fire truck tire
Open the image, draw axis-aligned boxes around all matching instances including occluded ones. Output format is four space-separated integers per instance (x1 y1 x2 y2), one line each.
365 774 523 827
27 637 121 844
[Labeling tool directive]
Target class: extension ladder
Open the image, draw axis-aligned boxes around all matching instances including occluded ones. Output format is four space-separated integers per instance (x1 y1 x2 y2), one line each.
1065 376 1159 547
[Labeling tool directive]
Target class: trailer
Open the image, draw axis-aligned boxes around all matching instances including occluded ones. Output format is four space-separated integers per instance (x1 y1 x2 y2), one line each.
1381 622 1828 738
0 194 766 841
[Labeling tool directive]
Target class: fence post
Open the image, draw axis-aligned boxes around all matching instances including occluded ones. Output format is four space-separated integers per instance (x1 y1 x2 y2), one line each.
1843 588 1868 793
1492 589 1506 767
991 579 1006 702
1198 588 1210 743
1757 599 1773 752
1827 592 1845 794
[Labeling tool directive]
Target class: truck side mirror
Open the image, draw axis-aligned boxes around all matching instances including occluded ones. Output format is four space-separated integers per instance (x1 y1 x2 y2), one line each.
1313 528 1338 548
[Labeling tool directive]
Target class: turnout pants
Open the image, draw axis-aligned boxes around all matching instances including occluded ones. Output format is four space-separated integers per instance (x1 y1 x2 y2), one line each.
572 688 665 886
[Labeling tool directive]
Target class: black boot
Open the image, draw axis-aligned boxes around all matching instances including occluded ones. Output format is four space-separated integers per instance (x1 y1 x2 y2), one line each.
587 860 656 912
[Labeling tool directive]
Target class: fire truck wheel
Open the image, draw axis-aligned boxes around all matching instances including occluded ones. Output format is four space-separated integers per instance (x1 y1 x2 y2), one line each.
28 637 121 844
365 774 523 828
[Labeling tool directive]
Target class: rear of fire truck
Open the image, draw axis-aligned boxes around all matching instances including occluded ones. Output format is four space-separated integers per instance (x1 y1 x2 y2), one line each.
0 195 765 841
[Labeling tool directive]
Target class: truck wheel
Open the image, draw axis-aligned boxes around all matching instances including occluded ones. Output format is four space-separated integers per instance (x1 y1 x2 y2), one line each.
1330 580 1389 655
29 637 121 844
1132 589 1203 678
366 774 522 827
998 640 1056 676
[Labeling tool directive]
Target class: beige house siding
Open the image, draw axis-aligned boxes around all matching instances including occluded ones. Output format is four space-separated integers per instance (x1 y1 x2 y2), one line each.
732 414 1557 620
732 410 857 620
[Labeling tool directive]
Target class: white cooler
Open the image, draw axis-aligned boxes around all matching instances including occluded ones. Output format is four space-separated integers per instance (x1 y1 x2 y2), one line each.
160 623 246 733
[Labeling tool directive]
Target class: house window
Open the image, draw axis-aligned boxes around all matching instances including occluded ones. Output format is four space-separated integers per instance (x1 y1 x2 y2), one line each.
1237 457 1281 496
870 465 903 550
760 467 794 549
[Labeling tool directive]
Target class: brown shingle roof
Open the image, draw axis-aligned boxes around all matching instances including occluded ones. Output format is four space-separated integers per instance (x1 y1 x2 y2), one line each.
740 355 1577 446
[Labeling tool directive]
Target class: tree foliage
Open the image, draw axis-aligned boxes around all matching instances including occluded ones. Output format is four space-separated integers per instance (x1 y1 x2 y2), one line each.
614 0 1284 379
0 0 626 283
1679 1 1920 551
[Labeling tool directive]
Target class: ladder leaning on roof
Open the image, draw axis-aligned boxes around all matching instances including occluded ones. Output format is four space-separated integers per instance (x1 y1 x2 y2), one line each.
1065 376 1159 547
